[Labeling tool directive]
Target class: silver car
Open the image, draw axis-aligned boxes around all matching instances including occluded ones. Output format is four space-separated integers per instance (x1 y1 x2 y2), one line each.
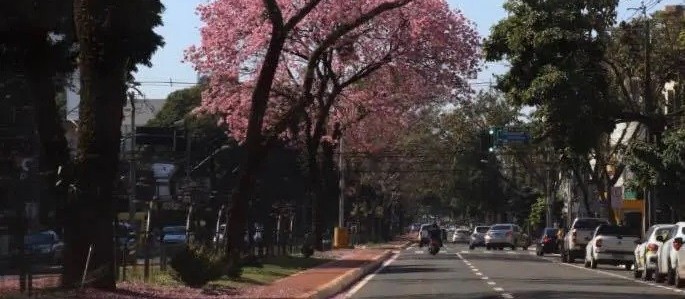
485 224 529 250
469 226 490 249
452 229 471 244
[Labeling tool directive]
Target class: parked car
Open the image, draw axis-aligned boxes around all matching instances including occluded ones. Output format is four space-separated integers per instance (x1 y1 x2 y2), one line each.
485 224 529 250
656 222 685 286
535 227 559 256
469 226 490 249
161 226 188 245
452 228 471 244
584 224 639 270
24 230 63 265
562 217 610 263
634 224 673 280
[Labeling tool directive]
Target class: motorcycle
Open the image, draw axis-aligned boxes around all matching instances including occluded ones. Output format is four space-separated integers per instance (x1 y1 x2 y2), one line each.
428 238 441 255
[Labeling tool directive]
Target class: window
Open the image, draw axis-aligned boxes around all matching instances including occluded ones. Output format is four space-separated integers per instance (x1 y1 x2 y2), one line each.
490 225 512 231
475 227 489 233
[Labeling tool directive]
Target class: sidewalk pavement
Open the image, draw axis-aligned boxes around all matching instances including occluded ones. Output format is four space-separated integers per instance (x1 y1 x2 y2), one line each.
238 237 412 299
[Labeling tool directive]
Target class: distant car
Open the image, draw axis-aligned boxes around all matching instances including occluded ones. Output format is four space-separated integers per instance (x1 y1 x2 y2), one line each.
469 226 490 249
161 226 188 245
536 227 559 256
24 230 63 265
562 217 610 263
485 224 529 250
452 229 471 244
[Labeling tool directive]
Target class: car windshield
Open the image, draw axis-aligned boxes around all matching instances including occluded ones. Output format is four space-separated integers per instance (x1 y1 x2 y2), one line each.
596 225 639 237
654 227 672 239
475 227 490 233
25 232 54 245
574 219 609 229
544 228 558 236
163 226 186 234
490 225 511 231
457 229 470 234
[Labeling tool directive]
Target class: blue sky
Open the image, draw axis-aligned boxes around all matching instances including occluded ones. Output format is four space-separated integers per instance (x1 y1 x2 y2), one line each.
135 0 684 99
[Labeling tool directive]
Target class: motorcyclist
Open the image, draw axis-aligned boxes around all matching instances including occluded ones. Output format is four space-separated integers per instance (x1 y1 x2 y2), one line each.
427 222 443 248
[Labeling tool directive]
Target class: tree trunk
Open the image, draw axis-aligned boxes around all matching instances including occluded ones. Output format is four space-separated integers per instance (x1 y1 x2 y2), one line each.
64 1 127 289
221 7 288 272
306 142 325 251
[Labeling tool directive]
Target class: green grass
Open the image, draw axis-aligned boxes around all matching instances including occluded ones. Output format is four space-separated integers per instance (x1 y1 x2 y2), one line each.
118 255 332 290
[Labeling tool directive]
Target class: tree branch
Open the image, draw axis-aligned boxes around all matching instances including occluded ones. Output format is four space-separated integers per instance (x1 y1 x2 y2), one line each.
263 0 285 30
284 0 324 31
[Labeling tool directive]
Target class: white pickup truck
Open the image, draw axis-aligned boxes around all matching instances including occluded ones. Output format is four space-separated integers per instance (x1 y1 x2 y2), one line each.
562 217 610 263
584 224 641 270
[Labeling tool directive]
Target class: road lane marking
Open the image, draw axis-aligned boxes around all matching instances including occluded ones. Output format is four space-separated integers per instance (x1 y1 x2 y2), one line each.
546 257 684 295
414 250 424 254
343 252 399 298
456 253 514 298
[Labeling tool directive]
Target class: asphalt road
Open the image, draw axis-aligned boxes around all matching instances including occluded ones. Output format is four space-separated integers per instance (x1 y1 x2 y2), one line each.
341 243 685 299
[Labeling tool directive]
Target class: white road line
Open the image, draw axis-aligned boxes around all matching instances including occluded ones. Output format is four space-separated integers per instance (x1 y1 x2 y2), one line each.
551 258 684 295
344 252 399 298
414 250 424 254
461 250 469 253
456 253 514 298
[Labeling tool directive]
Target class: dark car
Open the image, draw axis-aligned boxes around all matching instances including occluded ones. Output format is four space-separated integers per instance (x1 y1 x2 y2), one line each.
24 230 63 265
536 227 559 256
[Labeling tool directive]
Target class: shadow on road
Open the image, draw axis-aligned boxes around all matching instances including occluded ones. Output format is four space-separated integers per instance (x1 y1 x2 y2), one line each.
378 264 455 274
464 253 551 263
506 290 678 299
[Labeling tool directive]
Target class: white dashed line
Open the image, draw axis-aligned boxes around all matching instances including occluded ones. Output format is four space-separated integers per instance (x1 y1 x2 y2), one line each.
456 252 514 298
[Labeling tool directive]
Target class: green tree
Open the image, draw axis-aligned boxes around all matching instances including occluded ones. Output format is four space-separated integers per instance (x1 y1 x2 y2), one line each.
66 0 164 289
485 0 620 155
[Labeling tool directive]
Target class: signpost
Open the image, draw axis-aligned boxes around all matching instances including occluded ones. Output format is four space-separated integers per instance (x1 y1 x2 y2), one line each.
489 127 531 150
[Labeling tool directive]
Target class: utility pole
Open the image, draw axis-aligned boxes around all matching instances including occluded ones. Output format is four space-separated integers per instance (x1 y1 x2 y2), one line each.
128 92 137 222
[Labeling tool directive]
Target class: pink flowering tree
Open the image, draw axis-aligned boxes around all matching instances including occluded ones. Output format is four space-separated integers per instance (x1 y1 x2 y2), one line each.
188 0 420 270
189 0 479 256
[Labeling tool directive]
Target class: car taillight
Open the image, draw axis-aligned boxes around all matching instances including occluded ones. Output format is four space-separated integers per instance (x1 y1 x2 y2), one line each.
648 243 659 252
543 236 551 243
674 240 683 251
595 239 602 247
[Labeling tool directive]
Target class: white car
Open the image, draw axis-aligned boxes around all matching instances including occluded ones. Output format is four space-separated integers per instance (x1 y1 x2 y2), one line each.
634 224 673 280
656 222 685 287
584 224 639 270
452 228 471 243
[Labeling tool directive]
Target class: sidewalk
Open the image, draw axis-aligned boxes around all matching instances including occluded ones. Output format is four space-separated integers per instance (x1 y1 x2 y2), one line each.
237 236 412 298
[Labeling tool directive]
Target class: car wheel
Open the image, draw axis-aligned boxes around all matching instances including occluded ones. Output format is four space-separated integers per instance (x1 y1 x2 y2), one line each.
584 258 591 268
667 261 676 285
486 245 491 250
499 247 504 250
511 245 516 251
568 252 576 263
625 262 633 271
655 262 666 283
676 262 685 288
469 245 475 250
590 257 597 269
634 266 642 278
644 269 654 281
561 250 568 263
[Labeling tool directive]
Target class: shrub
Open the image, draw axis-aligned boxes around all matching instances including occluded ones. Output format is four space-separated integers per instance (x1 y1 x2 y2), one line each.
170 244 227 287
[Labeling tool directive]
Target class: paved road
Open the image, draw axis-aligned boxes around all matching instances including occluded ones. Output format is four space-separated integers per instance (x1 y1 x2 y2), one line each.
342 243 685 299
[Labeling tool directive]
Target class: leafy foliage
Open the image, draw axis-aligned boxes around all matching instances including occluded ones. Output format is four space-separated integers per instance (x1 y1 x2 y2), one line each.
170 245 229 287
484 0 620 154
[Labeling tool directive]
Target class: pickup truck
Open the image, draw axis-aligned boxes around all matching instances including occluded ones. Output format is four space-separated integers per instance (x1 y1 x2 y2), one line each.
584 224 640 270
561 217 610 263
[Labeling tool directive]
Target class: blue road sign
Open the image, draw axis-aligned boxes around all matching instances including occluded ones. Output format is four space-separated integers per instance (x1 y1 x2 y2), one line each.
500 131 530 143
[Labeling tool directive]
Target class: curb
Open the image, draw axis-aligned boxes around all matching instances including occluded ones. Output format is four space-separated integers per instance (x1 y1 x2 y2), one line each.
299 250 394 299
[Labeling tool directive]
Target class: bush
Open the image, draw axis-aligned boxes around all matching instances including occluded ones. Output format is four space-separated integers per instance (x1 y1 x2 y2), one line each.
170 244 227 287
